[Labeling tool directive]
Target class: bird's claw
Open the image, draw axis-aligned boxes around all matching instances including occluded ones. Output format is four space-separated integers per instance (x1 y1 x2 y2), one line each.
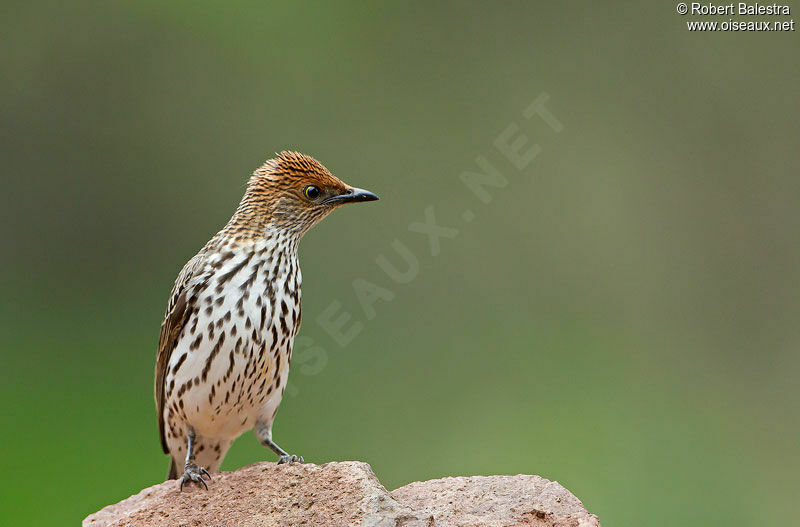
179 462 211 491
277 454 304 464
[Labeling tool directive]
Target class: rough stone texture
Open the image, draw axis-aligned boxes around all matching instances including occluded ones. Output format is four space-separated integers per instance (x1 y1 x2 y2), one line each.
84 461 600 527
84 462 421 527
392 475 601 527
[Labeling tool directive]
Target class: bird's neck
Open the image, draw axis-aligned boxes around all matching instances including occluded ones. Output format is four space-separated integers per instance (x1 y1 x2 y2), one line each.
207 229 300 298
220 195 303 250
217 226 300 259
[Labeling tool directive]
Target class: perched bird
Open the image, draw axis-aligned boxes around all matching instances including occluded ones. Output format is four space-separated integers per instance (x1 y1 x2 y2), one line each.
154 151 378 489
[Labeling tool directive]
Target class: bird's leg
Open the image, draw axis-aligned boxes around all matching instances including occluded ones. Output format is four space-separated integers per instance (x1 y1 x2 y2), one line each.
262 437 304 464
256 425 303 464
179 430 212 490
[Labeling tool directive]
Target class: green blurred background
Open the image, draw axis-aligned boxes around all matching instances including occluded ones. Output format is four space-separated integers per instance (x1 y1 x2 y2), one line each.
2 1 798 525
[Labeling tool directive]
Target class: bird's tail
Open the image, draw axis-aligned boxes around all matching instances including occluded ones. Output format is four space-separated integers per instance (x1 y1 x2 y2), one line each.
167 458 179 480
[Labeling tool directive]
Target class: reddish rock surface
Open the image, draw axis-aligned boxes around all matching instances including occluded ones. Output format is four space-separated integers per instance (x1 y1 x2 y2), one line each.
84 461 600 526
393 474 601 527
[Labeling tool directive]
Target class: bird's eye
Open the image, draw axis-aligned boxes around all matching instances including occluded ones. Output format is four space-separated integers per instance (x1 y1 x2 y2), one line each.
303 185 321 200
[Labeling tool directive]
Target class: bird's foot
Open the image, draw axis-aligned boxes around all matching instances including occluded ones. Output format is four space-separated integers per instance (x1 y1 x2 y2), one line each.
179 461 212 491
277 454 304 464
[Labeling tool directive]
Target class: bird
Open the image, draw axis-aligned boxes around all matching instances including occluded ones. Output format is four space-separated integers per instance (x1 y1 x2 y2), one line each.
154 151 378 489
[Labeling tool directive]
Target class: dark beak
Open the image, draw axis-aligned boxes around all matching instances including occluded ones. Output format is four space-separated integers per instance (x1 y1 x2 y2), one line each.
324 187 379 205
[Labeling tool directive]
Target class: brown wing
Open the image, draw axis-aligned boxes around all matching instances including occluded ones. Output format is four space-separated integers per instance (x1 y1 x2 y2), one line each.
154 253 205 454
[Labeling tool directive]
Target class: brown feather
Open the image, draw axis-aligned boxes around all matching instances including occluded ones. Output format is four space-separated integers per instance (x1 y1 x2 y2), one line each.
154 250 209 453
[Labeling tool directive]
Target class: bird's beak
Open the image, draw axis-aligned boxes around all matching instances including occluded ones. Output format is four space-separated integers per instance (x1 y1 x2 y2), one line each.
324 187 380 205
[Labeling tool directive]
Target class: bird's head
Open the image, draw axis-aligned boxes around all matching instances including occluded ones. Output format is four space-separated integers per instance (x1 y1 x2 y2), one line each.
230 151 379 240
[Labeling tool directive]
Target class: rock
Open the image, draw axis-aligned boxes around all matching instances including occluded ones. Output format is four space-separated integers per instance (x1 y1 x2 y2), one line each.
84 462 422 527
84 462 600 527
392 475 601 527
